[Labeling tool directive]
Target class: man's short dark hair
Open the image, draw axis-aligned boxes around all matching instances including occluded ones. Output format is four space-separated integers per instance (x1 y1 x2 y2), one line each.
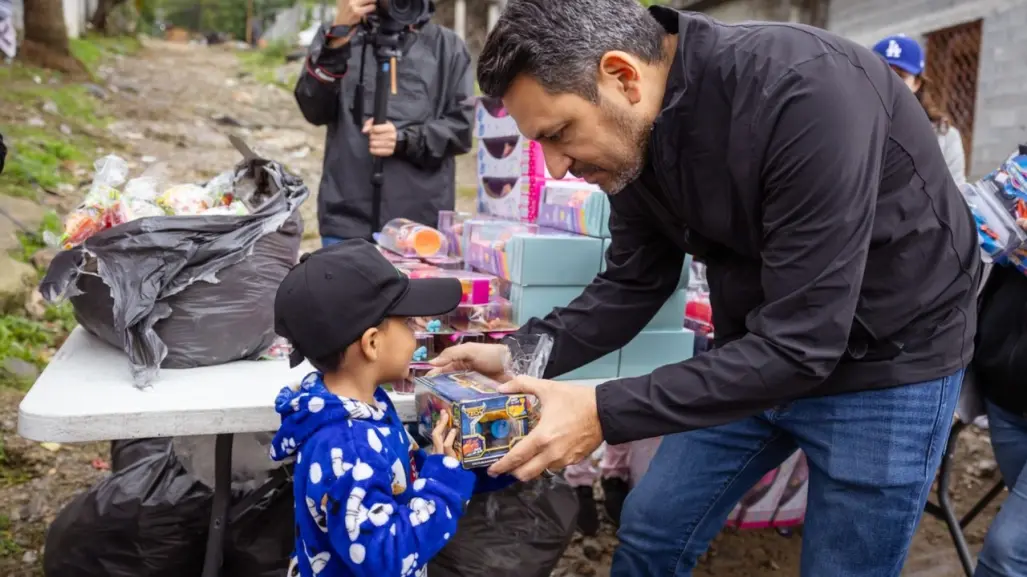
477 0 666 102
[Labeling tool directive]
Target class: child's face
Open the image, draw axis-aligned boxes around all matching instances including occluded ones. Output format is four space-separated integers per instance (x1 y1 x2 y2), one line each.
377 317 416 382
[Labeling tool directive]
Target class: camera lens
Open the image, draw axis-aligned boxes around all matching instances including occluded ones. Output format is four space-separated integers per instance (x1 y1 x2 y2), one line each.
378 0 425 27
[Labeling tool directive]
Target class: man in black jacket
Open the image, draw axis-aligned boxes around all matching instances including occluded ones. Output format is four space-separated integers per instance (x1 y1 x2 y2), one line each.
431 1 981 574
296 0 473 243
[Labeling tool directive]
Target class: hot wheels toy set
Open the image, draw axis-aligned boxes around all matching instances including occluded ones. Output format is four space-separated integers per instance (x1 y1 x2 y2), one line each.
415 371 539 469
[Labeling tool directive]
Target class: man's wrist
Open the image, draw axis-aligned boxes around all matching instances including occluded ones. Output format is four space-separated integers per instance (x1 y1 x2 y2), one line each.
325 23 356 49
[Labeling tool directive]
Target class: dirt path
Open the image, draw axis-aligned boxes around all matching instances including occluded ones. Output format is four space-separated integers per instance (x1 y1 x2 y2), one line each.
0 38 1010 577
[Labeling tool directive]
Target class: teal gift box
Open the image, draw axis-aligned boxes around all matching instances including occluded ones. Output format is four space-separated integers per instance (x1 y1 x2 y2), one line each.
468 231 604 286
600 239 692 290
618 329 696 378
510 285 685 330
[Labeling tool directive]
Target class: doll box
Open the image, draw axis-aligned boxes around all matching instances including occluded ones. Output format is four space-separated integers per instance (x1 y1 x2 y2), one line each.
536 182 611 238
414 371 539 469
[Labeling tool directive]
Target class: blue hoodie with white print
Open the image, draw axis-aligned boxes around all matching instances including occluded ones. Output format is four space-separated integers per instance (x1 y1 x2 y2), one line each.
271 372 477 577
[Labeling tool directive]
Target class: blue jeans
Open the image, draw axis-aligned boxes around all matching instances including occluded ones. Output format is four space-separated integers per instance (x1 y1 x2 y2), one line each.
613 370 964 577
975 401 1027 577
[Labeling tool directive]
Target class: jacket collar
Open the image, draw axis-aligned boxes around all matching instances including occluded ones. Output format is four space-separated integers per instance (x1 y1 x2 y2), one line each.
648 6 718 127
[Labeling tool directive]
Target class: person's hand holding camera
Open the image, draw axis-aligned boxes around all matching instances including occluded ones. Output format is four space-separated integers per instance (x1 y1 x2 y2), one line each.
363 118 398 157
327 0 374 47
334 0 375 26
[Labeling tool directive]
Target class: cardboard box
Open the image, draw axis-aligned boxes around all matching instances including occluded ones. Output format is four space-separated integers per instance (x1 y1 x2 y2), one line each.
414 371 539 469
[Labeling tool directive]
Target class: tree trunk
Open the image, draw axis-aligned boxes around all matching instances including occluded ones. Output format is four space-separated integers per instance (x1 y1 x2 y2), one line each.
91 0 129 34
21 0 86 74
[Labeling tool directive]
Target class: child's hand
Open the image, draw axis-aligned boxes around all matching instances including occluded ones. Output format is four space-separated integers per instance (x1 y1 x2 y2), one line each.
431 411 459 459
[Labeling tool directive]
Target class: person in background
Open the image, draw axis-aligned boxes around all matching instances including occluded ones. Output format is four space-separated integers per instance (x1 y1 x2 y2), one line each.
968 221 1027 577
565 444 632 535
873 34 967 185
0 132 6 174
296 0 474 245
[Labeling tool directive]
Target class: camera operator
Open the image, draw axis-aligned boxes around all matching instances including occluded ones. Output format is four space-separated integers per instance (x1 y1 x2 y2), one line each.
296 0 474 244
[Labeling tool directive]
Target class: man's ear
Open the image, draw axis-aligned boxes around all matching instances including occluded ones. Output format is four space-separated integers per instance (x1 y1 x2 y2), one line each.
598 51 644 104
359 326 380 362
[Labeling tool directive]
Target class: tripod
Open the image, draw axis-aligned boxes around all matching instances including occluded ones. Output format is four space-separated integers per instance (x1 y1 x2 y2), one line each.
352 28 404 237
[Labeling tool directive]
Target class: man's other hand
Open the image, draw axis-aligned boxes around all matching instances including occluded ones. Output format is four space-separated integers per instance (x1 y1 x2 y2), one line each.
363 119 398 157
427 343 510 382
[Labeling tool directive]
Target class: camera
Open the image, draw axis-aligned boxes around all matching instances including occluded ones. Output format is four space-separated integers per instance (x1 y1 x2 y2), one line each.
369 0 431 35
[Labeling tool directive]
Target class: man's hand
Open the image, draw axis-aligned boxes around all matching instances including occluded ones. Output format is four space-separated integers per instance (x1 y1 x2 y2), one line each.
334 0 375 27
326 0 373 47
487 376 604 481
427 342 510 381
363 119 398 157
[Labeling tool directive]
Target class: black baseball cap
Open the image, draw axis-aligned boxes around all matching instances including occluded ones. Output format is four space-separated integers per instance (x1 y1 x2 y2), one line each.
274 239 463 368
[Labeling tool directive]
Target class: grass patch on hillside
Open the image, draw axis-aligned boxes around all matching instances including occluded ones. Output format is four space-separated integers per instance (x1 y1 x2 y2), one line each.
238 41 298 88
69 34 142 75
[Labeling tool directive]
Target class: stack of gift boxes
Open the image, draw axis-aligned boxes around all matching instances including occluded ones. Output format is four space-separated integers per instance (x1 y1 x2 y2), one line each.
443 96 696 381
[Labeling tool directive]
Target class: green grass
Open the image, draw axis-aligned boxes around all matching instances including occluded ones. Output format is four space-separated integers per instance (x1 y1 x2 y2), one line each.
0 125 92 200
69 34 142 75
0 303 75 391
0 47 121 200
14 211 63 264
238 41 297 89
0 515 23 556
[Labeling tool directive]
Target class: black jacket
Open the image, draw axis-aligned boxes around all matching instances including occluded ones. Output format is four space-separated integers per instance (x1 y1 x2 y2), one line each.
973 264 1027 417
296 22 474 239
518 7 981 444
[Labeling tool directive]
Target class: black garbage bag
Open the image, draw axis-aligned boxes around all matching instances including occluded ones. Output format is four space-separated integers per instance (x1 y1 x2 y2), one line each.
429 477 579 577
39 139 309 388
43 438 294 577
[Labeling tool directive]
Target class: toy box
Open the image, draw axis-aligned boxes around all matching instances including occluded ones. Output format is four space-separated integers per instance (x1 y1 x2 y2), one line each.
415 371 540 469
536 181 611 238
403 267 500 305
961 150 1027 273
476 96 520 139
437 210 473 257
618 329 695 379
727 450 809 529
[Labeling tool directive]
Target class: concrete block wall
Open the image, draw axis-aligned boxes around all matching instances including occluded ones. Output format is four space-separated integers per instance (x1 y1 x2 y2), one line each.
828 0 1027 177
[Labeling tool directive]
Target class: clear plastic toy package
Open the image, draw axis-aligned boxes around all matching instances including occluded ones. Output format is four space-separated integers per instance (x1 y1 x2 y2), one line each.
414 333 553 468
446 298 515 332
59 155 254 249
404 267 499 305
378 218 449 258
962 150 1027 273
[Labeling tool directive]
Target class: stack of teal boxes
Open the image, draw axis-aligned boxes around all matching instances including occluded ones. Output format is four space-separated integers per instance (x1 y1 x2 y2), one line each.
463 180 695 381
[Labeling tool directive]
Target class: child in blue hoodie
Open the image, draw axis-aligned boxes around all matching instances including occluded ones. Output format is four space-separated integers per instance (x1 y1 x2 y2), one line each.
270 239 504 577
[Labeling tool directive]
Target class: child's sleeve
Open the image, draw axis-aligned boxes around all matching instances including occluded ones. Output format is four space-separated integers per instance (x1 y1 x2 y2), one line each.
315 427 475 577
412 448 518 494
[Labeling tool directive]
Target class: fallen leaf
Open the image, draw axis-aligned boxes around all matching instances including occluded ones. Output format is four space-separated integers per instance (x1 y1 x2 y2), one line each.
40 442 61 452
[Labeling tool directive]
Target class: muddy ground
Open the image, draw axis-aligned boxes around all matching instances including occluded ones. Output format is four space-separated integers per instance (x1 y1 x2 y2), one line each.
0 39 1009 576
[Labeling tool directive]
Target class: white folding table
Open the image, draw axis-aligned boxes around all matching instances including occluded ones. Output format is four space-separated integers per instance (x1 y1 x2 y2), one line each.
17 327 609 577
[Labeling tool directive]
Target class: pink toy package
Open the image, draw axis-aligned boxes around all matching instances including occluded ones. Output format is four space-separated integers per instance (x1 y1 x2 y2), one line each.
476 96 587 223
404 267 499 305
630 439 809 530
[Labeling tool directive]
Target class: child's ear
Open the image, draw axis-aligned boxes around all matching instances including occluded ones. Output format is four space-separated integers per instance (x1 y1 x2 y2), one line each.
360 326 380 361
